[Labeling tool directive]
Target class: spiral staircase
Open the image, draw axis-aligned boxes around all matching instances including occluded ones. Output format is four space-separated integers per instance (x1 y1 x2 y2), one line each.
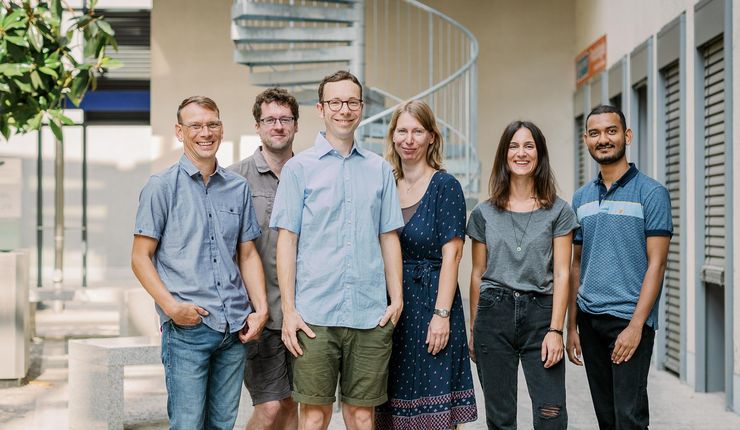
231 0 480 200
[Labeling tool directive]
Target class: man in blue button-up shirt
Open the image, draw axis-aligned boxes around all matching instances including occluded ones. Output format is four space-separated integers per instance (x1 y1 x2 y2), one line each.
132 96 268 430
271 71 404 430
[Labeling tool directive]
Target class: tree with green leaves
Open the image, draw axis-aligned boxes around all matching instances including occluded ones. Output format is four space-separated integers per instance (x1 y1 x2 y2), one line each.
0 0 119 293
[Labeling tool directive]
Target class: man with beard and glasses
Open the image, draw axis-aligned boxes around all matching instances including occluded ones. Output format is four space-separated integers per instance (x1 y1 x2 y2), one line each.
229 88 299 430
566 104 672 429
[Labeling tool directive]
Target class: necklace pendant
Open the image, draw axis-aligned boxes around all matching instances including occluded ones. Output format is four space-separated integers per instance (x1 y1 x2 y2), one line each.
516 246 522 252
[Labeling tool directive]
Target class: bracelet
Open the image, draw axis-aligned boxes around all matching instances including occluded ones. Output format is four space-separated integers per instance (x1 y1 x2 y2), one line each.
547 328 564 336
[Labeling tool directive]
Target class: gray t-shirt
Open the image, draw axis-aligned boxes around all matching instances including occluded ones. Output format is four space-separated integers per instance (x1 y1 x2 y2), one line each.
466 196 578 294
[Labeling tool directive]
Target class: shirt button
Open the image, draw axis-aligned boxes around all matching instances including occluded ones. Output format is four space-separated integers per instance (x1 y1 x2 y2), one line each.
217 282 221 286
213 259 217 263
208 213 212 218
211 236 214 240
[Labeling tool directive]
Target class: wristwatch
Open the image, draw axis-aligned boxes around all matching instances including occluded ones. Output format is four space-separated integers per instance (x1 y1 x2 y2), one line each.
433 308 450 318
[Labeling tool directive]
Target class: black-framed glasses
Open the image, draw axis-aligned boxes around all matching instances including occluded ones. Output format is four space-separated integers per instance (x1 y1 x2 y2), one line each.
320 98 363 112
180 121 222 133
259 117 295 126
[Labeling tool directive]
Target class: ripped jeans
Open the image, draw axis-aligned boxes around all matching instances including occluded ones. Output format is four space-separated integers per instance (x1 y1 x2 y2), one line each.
473 287 567 430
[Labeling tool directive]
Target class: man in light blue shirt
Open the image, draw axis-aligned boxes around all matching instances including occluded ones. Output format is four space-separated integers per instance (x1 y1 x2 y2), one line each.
270 71 404 430
132 96 268 429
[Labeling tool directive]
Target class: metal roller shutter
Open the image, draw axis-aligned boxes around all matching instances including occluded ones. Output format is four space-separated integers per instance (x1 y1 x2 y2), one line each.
702 37 726 284
576 115 586 186
662 61 680 375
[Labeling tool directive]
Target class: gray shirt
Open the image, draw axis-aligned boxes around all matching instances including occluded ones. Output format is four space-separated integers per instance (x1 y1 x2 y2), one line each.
228 147 284 330
466 196 578 294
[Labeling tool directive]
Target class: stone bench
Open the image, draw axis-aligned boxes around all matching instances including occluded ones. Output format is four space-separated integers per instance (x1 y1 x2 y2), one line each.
68 336 161 430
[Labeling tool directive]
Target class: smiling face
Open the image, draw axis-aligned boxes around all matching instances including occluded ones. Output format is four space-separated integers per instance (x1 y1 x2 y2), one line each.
584 112 632 165
256 101 297 153
392 112 434 166
317 79 363 144
176 103 222 165
507 126 538 178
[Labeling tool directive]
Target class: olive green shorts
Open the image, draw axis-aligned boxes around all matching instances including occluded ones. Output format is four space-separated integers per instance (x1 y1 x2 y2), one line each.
292 322 394 407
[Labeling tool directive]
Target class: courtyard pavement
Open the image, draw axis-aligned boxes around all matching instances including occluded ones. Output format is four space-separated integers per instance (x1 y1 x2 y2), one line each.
1 302 740 429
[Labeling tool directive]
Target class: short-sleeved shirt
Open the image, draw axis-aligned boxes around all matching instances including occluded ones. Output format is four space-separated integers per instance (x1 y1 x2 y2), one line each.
134 154 261 333
269 132 404 329
572 163 673 329
466 196 578 294
228 147 284 330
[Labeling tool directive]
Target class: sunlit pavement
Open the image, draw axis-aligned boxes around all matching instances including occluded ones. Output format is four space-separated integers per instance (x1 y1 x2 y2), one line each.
2 303 740 429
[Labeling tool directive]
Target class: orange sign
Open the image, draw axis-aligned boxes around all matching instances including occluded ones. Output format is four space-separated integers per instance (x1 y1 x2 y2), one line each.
576 35 607 86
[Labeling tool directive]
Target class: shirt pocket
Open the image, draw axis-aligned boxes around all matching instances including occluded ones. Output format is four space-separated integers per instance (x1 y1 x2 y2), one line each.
216 204 242 249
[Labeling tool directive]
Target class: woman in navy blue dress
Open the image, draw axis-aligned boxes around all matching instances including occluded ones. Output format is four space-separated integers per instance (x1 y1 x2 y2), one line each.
375 100 477 429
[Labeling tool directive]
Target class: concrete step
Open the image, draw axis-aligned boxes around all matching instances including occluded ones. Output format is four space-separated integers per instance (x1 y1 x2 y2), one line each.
232 26 355 43
234 46 354 66
248 65 342 86
232 2 359 23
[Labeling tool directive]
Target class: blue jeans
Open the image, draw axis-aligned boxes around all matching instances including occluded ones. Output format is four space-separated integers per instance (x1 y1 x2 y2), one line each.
577 310 655 430
161 320 246 430
473 287 567 430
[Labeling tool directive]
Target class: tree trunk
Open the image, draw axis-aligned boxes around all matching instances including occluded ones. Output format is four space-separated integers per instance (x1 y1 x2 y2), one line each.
53 137 64 312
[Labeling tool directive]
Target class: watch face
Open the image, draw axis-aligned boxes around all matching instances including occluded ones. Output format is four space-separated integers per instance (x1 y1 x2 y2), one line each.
434 309 450 318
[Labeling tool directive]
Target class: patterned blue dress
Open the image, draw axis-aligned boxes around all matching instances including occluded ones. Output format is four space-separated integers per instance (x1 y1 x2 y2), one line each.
376 171 478 430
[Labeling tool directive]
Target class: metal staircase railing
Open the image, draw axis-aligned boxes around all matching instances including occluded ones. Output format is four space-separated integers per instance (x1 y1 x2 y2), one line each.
231 0 480 198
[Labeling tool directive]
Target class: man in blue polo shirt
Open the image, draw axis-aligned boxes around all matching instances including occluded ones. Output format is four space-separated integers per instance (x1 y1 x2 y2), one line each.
567 104 672 429
270 70 404 430
132 96 268 429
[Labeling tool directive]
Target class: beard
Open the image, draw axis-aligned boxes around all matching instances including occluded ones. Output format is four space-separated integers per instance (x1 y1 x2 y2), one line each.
589 141 626 165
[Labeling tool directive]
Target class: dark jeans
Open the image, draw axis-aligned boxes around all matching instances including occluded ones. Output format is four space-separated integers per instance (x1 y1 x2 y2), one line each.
577 310 655 430
474 287 567 430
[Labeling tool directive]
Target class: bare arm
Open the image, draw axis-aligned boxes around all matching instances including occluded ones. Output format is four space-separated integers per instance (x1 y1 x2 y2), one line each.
611 236 670 364
379 231 403 327
541 233 572 368
566 244 583 365
237 240 268 343
468 239 487 362
427 237 463 355
131 235 208 325
276 228 315 357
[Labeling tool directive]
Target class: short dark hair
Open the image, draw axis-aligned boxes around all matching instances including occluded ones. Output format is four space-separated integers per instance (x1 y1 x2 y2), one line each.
488 120 557 211
177 96 220 123
252 88 299 124
318 70 363 102
586 104 626 131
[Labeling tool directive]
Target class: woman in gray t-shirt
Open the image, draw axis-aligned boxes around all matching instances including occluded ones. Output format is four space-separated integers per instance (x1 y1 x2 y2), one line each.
466 120 578 429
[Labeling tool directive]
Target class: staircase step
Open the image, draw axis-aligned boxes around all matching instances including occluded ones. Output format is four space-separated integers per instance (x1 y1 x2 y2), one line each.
232 25 355 43
248 65 341 86
234 46 354 66
233 2 358 23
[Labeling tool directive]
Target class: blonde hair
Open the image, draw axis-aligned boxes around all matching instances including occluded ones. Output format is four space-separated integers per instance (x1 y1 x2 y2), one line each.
384 100 444 180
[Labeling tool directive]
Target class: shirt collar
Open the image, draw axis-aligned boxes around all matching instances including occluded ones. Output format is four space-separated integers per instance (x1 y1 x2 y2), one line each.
595 162 638 187
252 147 272 174
179 153 226 179
314 131 366 159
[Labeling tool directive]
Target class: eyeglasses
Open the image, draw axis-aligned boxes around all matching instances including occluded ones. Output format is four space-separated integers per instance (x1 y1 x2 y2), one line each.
393 128 428 139
320 99 363 112
180 121 222 133
259 117 295 126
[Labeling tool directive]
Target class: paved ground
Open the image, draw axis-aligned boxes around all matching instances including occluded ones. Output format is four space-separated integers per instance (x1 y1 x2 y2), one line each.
2 304 740 429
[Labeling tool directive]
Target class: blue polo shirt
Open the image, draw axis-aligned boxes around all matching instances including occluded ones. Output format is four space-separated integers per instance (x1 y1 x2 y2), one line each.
134 154 261 333
572 163 672 329
270 132 404 329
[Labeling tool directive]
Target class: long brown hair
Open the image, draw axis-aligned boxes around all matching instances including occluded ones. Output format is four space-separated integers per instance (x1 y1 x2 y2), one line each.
384 100 443 180
488 120 556 210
